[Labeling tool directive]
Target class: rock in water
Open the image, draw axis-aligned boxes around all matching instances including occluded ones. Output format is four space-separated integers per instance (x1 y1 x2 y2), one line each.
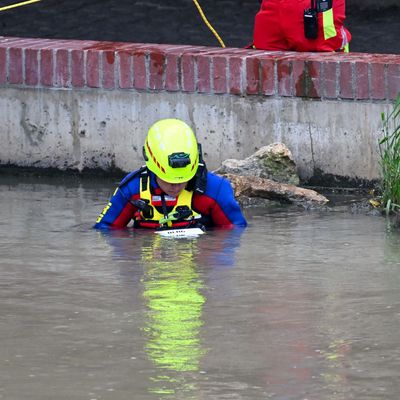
223 173 329 208
214 143 300 186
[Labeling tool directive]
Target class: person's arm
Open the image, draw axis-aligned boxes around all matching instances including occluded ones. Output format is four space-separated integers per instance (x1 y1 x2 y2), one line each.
194 173 247 228
93 176 140 229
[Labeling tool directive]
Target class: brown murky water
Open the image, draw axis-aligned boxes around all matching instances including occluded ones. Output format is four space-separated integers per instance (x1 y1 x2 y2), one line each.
1 174 400 400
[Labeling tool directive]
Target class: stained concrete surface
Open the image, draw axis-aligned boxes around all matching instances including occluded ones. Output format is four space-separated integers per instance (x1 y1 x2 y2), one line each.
0 0 399 54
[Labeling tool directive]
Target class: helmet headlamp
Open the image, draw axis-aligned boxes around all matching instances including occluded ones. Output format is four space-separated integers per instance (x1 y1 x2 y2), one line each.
168 152 191 168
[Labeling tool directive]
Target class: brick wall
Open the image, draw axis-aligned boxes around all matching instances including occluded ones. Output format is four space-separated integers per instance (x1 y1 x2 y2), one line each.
1 37 399 101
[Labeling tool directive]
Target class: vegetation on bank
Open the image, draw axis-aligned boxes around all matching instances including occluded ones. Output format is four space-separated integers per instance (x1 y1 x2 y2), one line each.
378 93 400 215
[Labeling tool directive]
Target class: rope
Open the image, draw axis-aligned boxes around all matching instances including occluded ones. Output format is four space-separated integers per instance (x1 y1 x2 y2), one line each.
192 0 225 48
0 0 226 49
0 0 41 12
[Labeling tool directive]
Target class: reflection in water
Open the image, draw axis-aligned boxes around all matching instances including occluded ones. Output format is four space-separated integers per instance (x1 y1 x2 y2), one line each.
97 228 246 400
2 176 400 400
319 338 351 390
140 236 206 396
98 227 245 398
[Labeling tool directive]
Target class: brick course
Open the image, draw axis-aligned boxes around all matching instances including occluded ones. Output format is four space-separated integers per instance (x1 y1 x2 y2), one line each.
0 37 399 100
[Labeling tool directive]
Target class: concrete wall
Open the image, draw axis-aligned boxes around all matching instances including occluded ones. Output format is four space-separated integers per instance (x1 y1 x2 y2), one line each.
0 37 399 182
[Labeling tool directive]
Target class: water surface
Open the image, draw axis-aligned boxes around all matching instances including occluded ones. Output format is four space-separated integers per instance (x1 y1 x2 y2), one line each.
1 174 400 400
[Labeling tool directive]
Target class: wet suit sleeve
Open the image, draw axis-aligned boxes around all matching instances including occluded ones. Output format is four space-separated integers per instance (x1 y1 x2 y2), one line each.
193 172 247 228
93 173 141 229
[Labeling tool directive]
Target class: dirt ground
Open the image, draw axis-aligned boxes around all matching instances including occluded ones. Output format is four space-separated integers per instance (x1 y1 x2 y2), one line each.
0 0 399 54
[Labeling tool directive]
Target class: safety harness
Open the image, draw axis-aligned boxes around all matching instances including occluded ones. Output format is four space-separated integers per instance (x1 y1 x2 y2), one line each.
118 147 208 230
131 169 203 229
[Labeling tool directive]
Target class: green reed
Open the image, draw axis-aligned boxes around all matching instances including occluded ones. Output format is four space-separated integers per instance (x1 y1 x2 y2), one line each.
378 93 400 214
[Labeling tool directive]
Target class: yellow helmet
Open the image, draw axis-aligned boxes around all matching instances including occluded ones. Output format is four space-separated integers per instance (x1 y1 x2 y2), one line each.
143 119 199 183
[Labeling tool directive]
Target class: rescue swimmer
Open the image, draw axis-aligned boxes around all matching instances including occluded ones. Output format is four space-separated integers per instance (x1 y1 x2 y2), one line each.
94 118 247 231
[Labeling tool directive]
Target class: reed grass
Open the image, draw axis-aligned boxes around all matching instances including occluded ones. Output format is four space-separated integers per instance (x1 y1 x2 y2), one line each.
378 93 400 214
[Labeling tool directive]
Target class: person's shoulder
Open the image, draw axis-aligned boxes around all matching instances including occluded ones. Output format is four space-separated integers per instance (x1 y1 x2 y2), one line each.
203 171 235 197
206 171 231 185
119 166 147 187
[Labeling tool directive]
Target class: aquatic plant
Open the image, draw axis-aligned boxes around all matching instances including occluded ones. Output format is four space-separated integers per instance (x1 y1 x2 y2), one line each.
378 93 400 213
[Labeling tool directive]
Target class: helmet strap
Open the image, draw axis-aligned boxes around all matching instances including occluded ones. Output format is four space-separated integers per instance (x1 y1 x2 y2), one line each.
186 143 207 193
160 193 169 218
142 145 148 161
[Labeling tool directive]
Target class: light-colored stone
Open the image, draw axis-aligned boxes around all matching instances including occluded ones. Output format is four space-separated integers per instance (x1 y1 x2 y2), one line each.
214 143 300 185
222 173 329 208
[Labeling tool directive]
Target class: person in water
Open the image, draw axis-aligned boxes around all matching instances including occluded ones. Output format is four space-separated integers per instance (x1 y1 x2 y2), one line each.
94 118 247 230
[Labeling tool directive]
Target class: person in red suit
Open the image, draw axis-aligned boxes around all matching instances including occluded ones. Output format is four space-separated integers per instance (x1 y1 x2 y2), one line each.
252 0 351 52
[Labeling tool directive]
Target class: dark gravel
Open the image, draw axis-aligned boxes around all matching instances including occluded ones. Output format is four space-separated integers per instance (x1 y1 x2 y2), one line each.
0 0 399 54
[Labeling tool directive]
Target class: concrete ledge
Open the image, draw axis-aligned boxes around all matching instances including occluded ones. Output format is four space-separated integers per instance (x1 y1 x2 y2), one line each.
0 37 399 182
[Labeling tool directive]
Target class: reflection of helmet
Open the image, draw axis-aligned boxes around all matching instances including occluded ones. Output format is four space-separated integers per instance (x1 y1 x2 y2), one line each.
143 119 199 183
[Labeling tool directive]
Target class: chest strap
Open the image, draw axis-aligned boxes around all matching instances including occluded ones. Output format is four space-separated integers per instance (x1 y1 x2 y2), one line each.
138 174 202 228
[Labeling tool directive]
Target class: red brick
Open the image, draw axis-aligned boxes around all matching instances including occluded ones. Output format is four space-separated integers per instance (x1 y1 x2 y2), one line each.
0 38 24 47
181 53 195 92
149 51 165 90
102 50 116 89
370 62 386 100
197 54 211 93
213 55 227 94
292 54 324 98
277 58 292 96
71 49 85 87
1 38 33 50
229 56 244 95
162 45 199 91
307 60 322 98
355 61 369 100
0 47 6 83
117 50 133 89
165 52 180 91
24 48 39 85
40 48 53 86
387 64 400 100
260 58 275 96
86 49 100 88
322 61 338 98
293 59 306 97
9 47 23 84
80 40 106 50
133 50 147 90
246 56 259 95
55 48 69 87
148 44 180 52
339 61 353 99
83 41 126 53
